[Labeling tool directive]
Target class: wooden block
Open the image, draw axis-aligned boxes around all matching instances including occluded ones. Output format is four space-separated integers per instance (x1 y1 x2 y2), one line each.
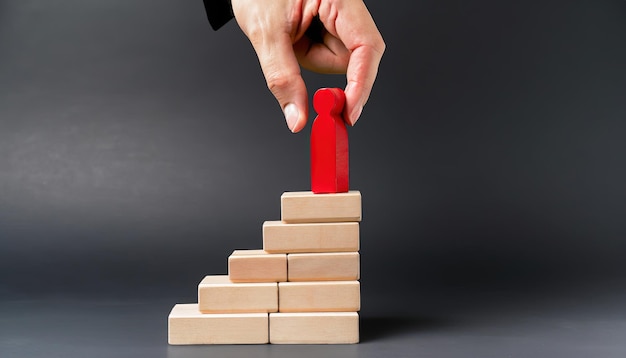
310 87 349 194
168 304 268 345
270 312 359 344
228 250 287 283
263 220 359 253
288 252 359 281
198 275 277 313
278 281 360 312
281 191 361 223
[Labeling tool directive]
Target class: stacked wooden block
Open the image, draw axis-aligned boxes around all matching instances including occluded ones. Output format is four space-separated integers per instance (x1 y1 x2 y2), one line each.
168 190 362 344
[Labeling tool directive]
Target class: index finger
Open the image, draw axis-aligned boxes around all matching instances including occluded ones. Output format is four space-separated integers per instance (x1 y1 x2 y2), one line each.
330 1 385 125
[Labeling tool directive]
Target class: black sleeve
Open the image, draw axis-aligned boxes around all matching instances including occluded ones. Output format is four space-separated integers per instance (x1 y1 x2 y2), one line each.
203 0 234 30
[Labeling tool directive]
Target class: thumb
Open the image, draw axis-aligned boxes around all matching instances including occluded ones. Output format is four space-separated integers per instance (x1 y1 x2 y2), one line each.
252 33 309 133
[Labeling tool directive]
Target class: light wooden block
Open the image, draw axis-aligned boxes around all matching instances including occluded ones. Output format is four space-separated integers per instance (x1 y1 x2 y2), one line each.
281 190 361 223
228 250 287 283
168 304 268 345
263 221 359 253
288 252 360 281
270 312 359 344
198 275 277 313
278 281 360 312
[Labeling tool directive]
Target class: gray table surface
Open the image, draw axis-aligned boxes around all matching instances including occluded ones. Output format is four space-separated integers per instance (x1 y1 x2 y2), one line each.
2 281 625 358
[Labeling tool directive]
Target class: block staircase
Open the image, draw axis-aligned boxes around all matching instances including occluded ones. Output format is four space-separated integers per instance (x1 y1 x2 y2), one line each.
168 190 362 344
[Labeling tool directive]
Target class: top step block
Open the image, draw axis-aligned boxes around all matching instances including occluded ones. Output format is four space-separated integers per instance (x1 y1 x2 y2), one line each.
281 191 362 223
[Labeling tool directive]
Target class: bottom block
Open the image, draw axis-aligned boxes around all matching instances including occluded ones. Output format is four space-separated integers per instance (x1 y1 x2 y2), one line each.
168 304 268 345
270 312 359 344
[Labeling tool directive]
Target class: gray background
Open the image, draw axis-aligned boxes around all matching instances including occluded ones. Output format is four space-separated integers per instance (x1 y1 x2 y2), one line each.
1 0 625 357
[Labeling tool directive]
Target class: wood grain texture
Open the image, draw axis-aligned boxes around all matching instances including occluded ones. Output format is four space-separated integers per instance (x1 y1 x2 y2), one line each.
168 304 269 345
278 281 360 312
263 220 359 253
281 191 361 223
228 249 287 283
270 312 359 344
288 252 360 281
198 275 277 313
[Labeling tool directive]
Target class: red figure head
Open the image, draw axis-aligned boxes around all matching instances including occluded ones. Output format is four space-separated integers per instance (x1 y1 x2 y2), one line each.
313 88 346 118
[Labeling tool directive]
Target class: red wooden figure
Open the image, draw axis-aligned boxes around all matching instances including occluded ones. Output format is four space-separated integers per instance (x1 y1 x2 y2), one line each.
310 88 349 194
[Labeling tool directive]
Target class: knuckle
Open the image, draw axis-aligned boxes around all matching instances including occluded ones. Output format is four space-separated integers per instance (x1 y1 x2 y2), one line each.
266 72 293 94
373 34 386 55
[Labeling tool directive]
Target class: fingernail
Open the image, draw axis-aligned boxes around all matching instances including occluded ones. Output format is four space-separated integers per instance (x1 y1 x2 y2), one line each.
284 103 299 132
349 105 363 126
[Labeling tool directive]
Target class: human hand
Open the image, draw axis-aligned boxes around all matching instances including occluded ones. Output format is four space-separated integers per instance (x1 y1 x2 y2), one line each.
231 0 385 133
